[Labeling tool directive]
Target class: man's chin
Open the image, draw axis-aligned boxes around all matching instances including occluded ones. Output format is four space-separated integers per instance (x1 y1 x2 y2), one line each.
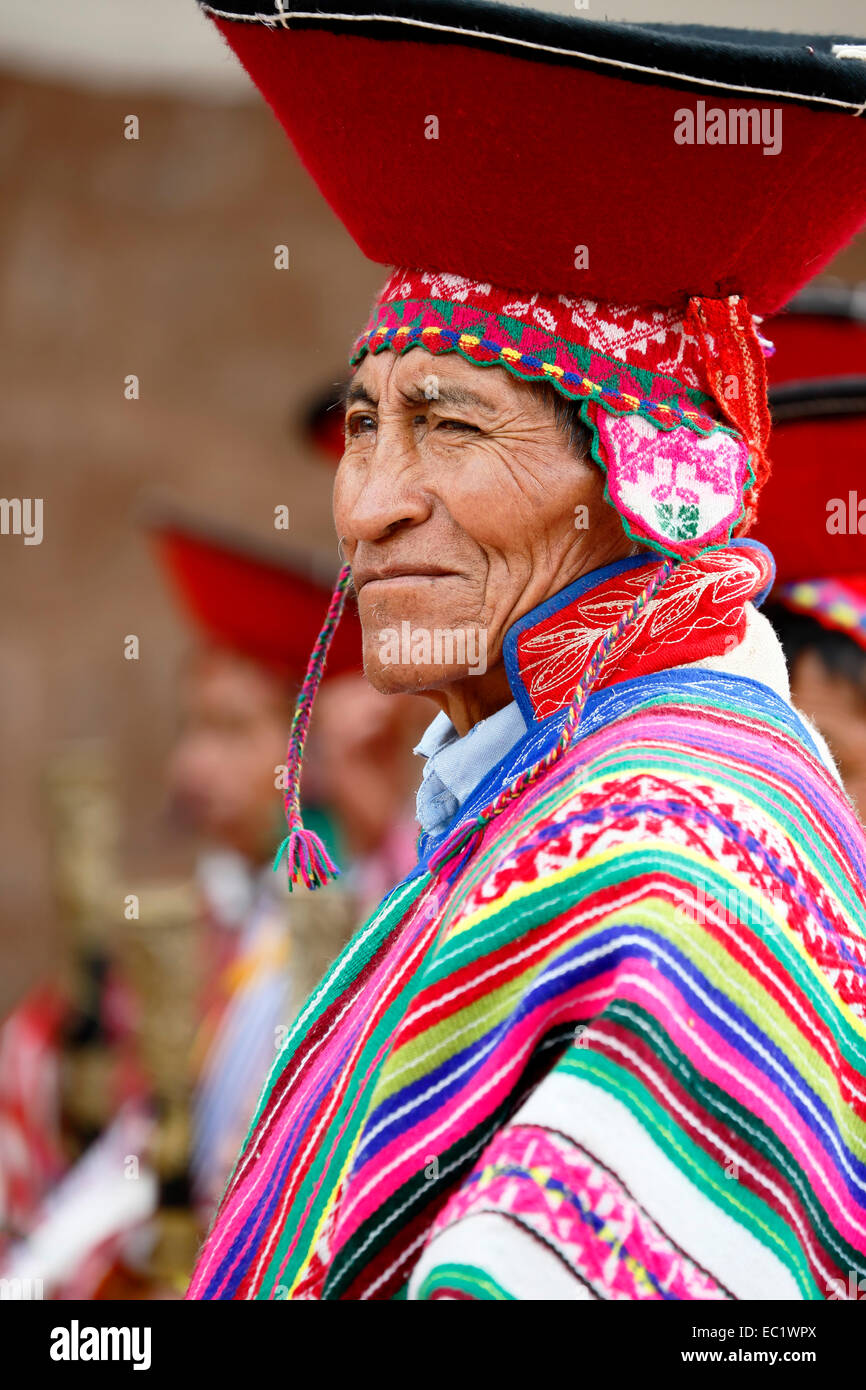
360 621 489 691
361 654 469 696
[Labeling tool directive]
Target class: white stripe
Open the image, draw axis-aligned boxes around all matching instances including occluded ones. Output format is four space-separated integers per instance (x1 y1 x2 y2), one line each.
572 1029 838 1292
612 979 866 1254
408 1210 597 1300
517 1069 803 1298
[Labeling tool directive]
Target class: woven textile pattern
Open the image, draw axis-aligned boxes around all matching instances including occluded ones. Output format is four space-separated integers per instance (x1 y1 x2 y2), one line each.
515 545 772 719
188 664 866 1301
354 270 721 396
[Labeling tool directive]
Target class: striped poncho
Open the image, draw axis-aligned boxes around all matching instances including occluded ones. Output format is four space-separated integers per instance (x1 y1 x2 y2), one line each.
187 549 866 1301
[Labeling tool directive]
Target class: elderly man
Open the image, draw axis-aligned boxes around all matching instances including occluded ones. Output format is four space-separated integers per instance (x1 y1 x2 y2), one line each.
188 4 866 1301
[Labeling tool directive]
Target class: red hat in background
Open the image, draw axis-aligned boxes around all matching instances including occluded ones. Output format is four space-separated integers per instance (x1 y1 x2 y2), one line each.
147 505 362 684
754 285 866 651
302 382 347 466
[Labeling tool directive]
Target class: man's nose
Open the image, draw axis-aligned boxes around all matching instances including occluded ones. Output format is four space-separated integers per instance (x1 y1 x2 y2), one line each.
337 426 432 544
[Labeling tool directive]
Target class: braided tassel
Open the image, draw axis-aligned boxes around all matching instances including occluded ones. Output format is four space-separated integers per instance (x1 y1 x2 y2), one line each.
274 563 353 891
429 558 676 881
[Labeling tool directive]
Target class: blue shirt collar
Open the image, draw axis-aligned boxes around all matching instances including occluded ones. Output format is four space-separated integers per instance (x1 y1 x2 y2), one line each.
414 702 527 836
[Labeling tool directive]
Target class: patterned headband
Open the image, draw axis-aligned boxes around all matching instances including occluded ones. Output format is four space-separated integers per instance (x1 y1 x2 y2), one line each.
350 267 773 560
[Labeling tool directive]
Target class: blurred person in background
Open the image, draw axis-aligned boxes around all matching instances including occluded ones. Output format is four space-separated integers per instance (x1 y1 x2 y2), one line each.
755 288 866 820
0 787 154 1298
0 504 424 1294
766 598 866 818
153 509 422 1217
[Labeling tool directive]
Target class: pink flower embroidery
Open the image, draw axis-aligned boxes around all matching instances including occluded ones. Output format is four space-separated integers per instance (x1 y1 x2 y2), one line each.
596 411 749 552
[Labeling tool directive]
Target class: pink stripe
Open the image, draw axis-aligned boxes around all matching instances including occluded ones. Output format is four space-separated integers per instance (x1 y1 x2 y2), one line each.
631 968 863 1247
332 983 619 1247
193 887 446 1299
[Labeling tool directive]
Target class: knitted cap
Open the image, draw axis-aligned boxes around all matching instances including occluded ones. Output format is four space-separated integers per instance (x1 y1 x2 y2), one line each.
351 266 768 557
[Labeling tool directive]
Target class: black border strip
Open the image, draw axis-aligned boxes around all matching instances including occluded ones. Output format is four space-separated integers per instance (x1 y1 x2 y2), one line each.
783 286 866 321
198 1 866 112
769 376 866 422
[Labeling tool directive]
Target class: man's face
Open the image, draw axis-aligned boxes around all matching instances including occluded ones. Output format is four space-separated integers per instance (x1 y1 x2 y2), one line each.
334 349 631 724
790 649 866 820
168 647 287 860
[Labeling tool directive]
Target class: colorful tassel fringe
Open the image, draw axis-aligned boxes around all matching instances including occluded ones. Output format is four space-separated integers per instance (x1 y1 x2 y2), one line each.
274 563 353 891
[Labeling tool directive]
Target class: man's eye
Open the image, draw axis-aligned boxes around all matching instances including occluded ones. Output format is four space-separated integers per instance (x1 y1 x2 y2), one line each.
346 413 376 436
436 418 479 433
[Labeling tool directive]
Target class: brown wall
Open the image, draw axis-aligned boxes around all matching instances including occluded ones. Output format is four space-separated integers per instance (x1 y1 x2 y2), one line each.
0 72 381 1012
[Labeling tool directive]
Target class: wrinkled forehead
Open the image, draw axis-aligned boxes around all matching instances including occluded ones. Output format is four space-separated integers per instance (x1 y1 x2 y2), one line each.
346 344 538 415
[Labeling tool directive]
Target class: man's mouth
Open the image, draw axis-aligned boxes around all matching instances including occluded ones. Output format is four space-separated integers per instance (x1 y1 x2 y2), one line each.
354 564 457 593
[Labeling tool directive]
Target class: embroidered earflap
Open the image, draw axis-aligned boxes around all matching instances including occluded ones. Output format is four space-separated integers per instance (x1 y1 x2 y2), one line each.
273 563 353 890
580 295 771 560
587 406 752 557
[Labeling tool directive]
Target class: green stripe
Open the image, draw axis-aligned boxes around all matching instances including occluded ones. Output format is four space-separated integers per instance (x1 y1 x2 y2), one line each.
434 839 866 1084
376 968 535 1104
604 998 866 1283
226 875 429 1203
323 1110 506 1299
577 727 866 930
558 1043 819 1297
414 1263 516 1301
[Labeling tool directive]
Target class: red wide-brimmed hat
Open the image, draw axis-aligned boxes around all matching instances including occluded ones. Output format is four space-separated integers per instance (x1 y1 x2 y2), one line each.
753 286 866 651
202 3 866 312
200 2 866 560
